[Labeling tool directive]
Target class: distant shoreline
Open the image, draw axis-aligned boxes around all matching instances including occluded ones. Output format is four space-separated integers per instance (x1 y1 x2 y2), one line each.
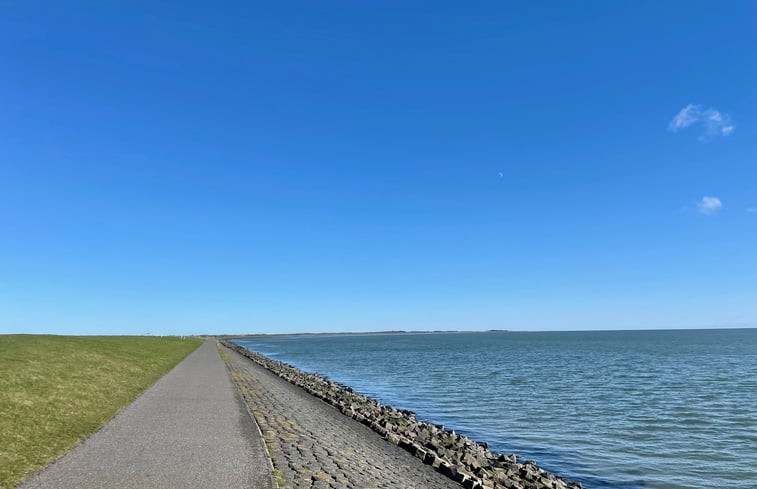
220 326 756 340
221 329 511 339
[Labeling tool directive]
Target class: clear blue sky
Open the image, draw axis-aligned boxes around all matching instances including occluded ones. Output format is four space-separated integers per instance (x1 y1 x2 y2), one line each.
2 1 755 335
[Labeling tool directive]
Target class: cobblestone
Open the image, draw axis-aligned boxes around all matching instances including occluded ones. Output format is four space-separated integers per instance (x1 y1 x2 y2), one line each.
221 345 462 489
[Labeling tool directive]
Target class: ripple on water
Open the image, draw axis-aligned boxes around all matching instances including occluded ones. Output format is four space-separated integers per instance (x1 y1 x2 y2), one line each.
235 329 757 489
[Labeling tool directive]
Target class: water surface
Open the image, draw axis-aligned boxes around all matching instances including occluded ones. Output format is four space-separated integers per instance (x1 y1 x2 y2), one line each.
234 329 757 489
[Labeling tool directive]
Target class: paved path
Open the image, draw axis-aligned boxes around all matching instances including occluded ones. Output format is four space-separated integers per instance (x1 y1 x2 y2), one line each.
222 345 462 489
20 341 274 489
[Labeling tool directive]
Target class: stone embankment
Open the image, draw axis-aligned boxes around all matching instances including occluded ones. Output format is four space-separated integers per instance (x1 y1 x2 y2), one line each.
222 340 583 489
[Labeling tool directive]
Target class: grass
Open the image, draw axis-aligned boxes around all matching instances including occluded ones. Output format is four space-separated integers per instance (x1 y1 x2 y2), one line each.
0 334 203 489
272 468 286 488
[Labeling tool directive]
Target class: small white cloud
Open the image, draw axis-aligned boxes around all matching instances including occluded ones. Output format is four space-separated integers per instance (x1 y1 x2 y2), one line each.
669 104 701 131
668 104 734 141
697 196 722 215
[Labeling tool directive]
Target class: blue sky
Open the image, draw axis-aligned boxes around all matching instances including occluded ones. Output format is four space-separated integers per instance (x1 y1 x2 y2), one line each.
2 1 755 335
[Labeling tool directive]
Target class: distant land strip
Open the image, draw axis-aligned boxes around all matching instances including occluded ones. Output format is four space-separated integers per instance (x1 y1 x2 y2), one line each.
222 329 511 339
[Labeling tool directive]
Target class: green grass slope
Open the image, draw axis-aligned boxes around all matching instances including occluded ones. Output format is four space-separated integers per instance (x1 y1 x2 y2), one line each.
0 335 203 489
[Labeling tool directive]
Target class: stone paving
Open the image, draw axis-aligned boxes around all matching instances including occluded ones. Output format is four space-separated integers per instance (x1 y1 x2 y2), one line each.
220 345 462 489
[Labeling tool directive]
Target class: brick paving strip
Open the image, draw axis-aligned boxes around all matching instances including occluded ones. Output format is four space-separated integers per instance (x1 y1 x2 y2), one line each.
19 341 274 489
220 343 463 489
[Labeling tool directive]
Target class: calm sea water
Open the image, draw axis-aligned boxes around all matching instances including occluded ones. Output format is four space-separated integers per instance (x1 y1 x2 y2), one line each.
234 329 757 489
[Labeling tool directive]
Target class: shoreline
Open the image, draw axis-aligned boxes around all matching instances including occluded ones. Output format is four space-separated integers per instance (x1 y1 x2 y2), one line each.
221 330 510 339
222 339 584 489
219 326 756 340
221 341 462 489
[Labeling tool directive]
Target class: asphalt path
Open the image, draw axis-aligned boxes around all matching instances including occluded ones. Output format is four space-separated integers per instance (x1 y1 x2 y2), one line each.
19 340 274 489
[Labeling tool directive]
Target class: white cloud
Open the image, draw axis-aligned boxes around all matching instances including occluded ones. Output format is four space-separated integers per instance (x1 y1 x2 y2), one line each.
668 104 734 140
669 104 701 131
697 196 722 215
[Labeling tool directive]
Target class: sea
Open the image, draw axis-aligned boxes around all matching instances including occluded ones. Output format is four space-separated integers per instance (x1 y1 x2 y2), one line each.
233 329 757 489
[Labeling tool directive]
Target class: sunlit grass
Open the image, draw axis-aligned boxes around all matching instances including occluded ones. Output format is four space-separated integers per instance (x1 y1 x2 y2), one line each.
0 334 203 489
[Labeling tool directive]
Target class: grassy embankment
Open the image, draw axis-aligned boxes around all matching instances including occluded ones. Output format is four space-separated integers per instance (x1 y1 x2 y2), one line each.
0 335 203 489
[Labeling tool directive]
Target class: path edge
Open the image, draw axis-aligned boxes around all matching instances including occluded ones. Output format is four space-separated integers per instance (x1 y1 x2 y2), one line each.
216 341 279 488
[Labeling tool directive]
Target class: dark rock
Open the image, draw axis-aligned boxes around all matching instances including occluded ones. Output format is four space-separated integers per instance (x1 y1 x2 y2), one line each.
220 339 587 489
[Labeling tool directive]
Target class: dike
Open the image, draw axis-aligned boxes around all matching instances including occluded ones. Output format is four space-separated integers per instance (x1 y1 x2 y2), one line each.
221 339 584 489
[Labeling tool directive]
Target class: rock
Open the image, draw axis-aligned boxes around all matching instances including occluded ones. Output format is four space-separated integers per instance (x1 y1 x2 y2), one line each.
220 340 588 489
386 432 401 445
